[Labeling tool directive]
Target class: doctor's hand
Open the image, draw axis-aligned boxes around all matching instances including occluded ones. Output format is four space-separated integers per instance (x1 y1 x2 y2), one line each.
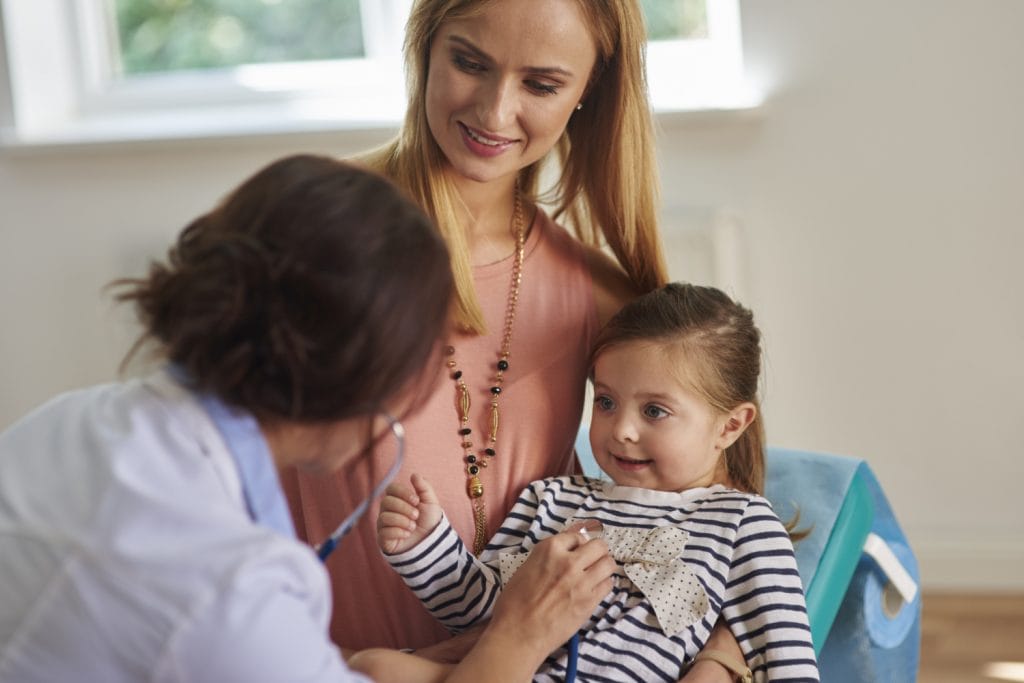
470 524 614 678
377 473 443 555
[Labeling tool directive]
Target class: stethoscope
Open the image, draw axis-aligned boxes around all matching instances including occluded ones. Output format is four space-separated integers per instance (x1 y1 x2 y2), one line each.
564 524 604 683
309 414 583 682
315 414 405 562
566 634 580 682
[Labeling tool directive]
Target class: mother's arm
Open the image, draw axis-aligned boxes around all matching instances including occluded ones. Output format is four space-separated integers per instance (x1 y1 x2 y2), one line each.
679 622 747 682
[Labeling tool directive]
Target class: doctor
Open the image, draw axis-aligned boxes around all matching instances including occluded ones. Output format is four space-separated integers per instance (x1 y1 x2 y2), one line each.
0 155 615 682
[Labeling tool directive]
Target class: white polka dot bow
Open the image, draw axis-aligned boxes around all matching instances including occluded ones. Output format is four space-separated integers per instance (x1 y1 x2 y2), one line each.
603 524 710 635
498 522 709 635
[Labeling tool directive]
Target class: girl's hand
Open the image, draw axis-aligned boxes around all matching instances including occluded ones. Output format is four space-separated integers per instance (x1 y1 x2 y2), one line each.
376 473 443 555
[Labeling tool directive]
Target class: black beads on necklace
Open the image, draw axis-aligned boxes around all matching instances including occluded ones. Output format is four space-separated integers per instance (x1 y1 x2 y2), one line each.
451 353 514 475
454 354 512 469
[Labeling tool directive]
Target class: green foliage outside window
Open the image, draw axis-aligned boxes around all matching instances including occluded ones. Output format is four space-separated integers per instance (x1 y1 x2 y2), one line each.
113 0 363 74
640 0 708 41
112 0 707 76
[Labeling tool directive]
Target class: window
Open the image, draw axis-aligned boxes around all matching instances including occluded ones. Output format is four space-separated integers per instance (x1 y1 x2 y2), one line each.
89 0 412 106
0 0 756 148
111 0 367 74
642 0 708 41
642 0 751 111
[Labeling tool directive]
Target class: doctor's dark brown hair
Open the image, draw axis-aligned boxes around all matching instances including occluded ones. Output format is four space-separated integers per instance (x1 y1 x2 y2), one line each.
116 154 454 423
590 283 766 495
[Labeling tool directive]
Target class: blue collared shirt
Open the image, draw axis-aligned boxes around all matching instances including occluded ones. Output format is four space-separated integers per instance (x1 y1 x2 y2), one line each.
198 392 297 539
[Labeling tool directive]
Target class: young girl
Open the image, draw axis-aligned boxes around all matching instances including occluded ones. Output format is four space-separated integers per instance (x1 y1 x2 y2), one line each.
355 283 820 682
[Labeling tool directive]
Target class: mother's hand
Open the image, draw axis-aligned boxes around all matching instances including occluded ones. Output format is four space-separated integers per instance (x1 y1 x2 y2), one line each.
446 524 615 683
678 620 747 682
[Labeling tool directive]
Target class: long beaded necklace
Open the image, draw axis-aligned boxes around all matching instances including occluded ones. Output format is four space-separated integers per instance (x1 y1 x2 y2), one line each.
445 188 525 555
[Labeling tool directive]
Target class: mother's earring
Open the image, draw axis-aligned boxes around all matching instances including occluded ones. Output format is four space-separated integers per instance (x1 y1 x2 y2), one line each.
575 102 583 111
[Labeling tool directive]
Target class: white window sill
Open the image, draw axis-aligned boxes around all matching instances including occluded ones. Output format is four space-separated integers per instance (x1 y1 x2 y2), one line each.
0 96 405 150
0 91 763 153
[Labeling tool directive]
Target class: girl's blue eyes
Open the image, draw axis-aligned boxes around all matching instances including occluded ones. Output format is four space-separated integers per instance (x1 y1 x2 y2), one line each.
594 396 670 420
643 405 669 420
451 54 560 95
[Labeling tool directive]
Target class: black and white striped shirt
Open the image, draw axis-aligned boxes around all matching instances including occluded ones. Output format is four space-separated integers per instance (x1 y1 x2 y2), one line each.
386 476 819 682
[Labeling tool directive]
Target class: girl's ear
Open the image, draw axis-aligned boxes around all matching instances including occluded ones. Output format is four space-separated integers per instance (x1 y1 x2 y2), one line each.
716 402 757 450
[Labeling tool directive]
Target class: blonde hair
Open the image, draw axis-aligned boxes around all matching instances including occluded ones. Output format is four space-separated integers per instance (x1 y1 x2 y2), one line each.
362 0 667 332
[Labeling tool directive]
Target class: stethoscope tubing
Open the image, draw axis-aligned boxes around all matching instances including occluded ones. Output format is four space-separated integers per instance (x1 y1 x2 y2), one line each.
316 415 405 562
566 633 580 682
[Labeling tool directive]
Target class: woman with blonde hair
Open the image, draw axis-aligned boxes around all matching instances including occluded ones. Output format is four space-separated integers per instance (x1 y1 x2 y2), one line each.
281 2 763 678
370 0 667 331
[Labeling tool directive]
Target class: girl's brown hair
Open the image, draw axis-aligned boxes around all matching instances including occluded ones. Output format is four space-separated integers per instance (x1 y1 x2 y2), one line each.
115 154 454 424
591 283 765 494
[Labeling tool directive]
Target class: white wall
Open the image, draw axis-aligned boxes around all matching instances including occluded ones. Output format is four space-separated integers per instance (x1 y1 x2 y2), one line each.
1 0 1021 590
656 0 1024 590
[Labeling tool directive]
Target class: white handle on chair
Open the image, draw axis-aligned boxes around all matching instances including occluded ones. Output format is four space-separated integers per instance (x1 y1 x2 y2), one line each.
863 532 918 605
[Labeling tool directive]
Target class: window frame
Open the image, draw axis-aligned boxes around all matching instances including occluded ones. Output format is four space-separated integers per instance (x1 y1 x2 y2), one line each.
0 0 758 149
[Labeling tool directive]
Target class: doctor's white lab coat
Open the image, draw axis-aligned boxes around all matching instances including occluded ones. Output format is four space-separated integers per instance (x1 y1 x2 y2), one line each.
0 371 367 682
